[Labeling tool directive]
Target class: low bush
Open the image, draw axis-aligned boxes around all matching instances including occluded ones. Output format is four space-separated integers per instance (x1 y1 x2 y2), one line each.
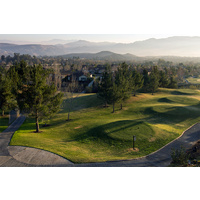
171 146 189 166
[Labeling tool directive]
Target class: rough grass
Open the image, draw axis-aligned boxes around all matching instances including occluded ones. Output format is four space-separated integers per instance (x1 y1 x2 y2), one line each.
10 88 200 163
0 115 9 132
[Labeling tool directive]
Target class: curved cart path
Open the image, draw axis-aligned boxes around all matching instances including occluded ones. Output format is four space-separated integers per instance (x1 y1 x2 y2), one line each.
1 115 200 167
0 115 73 167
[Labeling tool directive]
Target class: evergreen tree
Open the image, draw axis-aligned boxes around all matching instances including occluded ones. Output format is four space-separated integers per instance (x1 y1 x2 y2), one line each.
98 65 113 107
149 72 159 95
131 70 144 96
14 60 31 84
168 76 178 88
8 60 30 111
24 64 63 132
152 66 160 77
0 71 17 116
98 65 121 113
107 81 121 113
159 70 169 88
115 62 132 109
142 69 150 92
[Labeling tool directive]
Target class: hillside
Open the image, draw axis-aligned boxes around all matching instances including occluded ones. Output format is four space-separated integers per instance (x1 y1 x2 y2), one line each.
60 51 139 61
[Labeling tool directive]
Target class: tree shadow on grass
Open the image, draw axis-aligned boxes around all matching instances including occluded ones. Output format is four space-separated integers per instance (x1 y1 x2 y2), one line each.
142 102 200 125
157 96 199 105
18 117 77 133
48 118 78 127
63 120 152 146
157 98 174 103
60 94 103 114
171 91 197 96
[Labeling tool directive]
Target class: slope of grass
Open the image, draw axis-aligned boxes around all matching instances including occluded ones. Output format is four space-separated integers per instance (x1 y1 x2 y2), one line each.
10 89 200 163
0 115 9 132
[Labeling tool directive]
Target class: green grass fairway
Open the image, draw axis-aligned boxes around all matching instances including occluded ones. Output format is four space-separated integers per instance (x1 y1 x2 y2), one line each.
10 89 200 163
186 76 200 84
0 115 9 132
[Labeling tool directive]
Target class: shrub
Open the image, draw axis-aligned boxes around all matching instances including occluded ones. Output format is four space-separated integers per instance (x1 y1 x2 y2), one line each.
85 86 92 93
171 146 189 165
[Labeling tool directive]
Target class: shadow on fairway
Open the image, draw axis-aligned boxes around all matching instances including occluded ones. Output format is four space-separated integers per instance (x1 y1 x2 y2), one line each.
63 120 153 145
142 102 200 125
16 117 75 133
157 98 174 103
60 94 103 114
171 91 196 95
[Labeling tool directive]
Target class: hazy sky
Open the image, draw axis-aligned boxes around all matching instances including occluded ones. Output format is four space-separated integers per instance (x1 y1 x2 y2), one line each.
0 34 197 44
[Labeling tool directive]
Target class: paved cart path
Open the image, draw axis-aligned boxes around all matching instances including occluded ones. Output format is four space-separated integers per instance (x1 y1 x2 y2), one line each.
1 115 200 167
0 115 73 167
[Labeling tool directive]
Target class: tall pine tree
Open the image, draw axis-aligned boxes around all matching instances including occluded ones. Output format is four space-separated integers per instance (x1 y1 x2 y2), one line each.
115 62 132 109
98 65 113 107
131 70 144 96
24 64 63 132
142 69 150 92
159 70 169 88
149 71 159 95
0 70 17 116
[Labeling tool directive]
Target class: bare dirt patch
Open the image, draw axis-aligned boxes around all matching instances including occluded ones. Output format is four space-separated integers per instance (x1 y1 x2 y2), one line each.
149 137 156 142
74 126 83 129
127 147 139 152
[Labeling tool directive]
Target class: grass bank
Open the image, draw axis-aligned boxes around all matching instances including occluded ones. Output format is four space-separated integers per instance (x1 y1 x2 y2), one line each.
10 89 200 163
0 115 9 133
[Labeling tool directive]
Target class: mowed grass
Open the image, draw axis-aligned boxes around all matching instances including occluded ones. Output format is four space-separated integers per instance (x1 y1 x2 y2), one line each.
186 76 200 84
0 115 9 132
10 89 200 163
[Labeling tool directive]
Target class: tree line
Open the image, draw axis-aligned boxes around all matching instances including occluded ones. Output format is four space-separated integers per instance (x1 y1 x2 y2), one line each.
98 62 177 112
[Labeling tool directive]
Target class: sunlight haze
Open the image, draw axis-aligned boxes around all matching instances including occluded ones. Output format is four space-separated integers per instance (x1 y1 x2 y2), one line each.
0 34 196 44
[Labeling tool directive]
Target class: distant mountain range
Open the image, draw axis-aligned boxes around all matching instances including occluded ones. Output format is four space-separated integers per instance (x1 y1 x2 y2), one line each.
1 36 200 57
